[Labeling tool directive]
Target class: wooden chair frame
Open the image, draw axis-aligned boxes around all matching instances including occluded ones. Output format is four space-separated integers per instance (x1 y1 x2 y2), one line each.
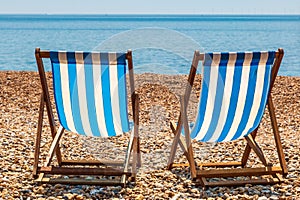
167 48 288 187
33 48 141 186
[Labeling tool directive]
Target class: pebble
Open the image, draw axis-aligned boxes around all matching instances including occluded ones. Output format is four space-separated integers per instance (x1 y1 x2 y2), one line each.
90 188 104 195
269 195 279 200
258 196 268 200
261 189 271 194
1 72 300 199
285 192 292 196
135 194 144 200
154 183 164 188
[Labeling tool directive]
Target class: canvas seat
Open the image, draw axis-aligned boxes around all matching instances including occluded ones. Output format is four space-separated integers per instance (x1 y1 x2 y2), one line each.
33 48 140 186
167 48 287 187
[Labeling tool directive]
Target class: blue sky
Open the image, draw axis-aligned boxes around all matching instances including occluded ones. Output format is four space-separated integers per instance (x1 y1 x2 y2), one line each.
0 0 299 14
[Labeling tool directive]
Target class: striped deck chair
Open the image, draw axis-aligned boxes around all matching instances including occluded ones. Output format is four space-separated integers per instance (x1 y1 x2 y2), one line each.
167 48 287 187
33 48 140 186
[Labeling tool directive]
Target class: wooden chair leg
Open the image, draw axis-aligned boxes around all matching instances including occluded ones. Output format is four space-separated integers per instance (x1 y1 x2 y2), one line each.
131 137 138 181
137 137 141 168
135 95 141 168
44 126 64 167
268 96 288 175
43 93 63 165
124 130 133 177
245 134 269 166
131 93 140 181
168 120 191 169
167 122 182 169
185 137 197 179
170 121 189 155
241 129 258 167
33 94 45 177
180 96 197 179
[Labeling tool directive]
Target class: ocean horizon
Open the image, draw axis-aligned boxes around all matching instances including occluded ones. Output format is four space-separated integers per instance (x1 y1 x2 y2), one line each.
0 14 299 76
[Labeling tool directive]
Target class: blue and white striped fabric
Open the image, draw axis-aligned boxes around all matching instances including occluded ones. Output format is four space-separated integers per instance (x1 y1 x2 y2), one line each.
50 51 130 137
190 51 276 142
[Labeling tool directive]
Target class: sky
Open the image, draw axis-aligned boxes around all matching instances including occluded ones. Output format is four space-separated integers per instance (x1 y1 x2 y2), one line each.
0 0 299 15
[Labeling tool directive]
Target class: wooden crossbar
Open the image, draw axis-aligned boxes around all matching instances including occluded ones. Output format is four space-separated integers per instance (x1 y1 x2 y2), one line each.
197 177 281 187
172 161 242 168
196 166 282 178
38 166 131 176
61 160 129 166
38 178 126 186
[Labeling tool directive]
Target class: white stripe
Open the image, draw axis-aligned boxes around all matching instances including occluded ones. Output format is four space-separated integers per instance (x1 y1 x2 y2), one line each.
224 53 253 141
75 53 93 136
209 53 237 142
58 52 76 133
93 53 108 137
240 52 269 137
109 53 123 135
194 53 221 141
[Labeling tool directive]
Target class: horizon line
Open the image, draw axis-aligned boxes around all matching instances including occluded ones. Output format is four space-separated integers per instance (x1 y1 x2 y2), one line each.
0 13 300 15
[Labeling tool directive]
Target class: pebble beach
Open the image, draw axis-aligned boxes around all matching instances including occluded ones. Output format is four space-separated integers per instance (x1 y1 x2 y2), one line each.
0 71 300 199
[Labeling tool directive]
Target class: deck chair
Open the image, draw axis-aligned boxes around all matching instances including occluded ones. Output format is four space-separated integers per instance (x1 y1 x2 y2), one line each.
33 48 140 186
167 48 287 187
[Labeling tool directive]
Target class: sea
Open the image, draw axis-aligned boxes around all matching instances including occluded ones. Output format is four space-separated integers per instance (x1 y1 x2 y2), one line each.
0 14 299 76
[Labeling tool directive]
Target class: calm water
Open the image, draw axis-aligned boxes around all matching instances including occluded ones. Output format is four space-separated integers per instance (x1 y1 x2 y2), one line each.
0 14 299 75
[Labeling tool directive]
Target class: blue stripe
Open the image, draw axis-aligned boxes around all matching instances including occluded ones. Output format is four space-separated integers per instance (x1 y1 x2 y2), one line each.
50 51 69 131
116 53 130 132
246 52 274 135
217 53 244 141
266 51 276 65
201 53 228 141
100 53 116 137
190 53 212 139
67 52 85 135
231 52 260 140
84 52 101 137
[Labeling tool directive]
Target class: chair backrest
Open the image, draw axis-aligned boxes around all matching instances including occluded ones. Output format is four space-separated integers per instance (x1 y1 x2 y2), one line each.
190 51 280 142
49 51 132 137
